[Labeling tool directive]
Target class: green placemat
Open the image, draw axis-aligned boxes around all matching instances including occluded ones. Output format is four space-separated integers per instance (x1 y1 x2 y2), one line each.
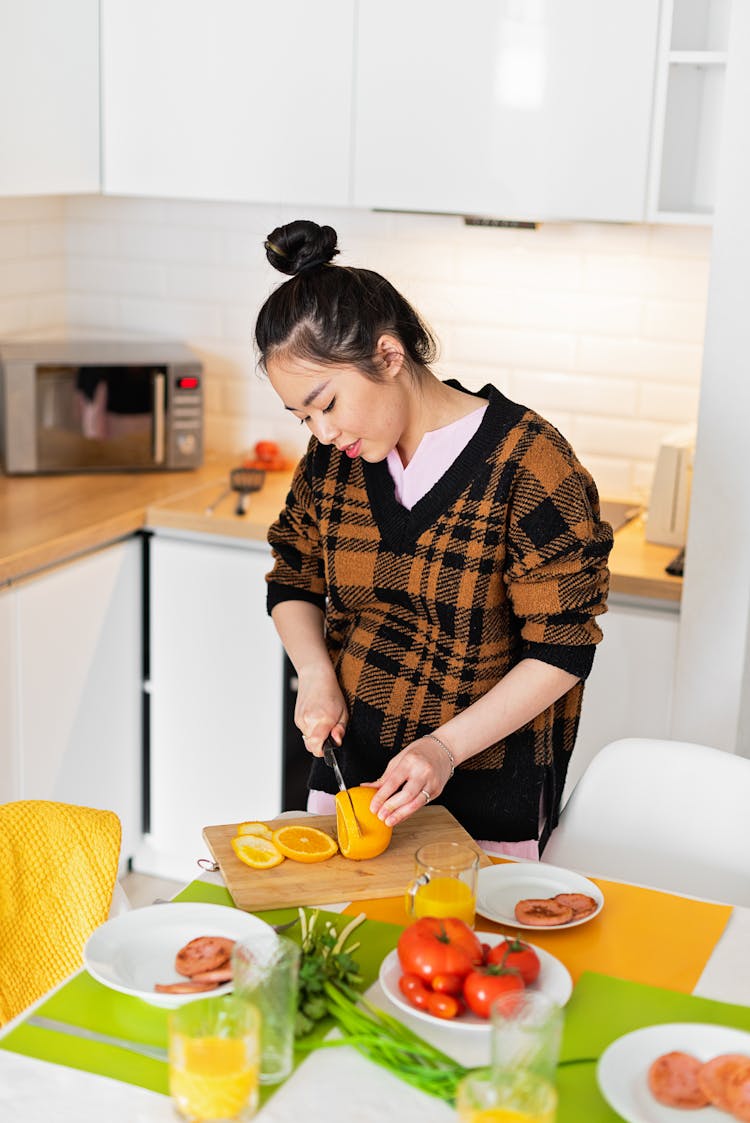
0 880 403 1105
557 971 750 1123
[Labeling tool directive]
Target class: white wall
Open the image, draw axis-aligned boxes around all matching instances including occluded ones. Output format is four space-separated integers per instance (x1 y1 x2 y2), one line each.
61 197 711 503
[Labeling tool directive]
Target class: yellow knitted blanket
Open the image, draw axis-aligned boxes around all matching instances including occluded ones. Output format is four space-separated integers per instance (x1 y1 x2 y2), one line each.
0 800 121 1025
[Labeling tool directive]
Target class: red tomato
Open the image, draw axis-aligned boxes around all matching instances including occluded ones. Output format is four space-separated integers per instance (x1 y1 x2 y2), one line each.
397 918 483 984
431 972 464 996
254 440 279 461
480 942 493 964
426 991 463 1019
463 967 525 1019
486 938 541 984
398 973 430 1010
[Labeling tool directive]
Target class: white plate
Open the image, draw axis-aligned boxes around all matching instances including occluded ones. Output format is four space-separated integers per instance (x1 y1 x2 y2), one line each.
597 1023 750 1123
475 862 604 930
378 931 573 1034
84 902 274 1008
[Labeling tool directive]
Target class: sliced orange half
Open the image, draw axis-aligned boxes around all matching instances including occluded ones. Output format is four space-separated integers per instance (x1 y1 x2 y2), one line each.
271 824 338 863
236 820 273 840
336 786 392 860
231 834 284 869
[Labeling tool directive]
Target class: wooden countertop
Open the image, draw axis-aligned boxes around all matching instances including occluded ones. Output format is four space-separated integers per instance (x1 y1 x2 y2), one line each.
0 460 682 602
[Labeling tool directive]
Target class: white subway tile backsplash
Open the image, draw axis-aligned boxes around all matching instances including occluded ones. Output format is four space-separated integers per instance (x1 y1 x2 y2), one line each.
509 369 638 418
638 381 701 424
642 299 707 343
452 325 578 370
0 196 714 497
577 336 703 382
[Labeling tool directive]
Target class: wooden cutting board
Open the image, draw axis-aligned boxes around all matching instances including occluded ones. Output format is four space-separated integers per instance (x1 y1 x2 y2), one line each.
203 805 491 912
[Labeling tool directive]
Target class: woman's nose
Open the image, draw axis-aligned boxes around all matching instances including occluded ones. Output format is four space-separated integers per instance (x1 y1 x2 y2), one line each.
314 415 340 445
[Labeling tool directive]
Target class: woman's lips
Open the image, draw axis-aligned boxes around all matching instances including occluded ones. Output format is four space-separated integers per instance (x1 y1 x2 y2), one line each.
343 440 361 458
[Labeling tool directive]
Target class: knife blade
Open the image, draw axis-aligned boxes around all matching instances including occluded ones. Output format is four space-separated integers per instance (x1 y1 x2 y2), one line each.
322 736 361 837
26 1014 168 1062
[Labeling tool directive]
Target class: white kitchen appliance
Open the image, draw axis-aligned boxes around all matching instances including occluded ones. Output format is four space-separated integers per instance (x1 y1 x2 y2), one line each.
645 427 695 547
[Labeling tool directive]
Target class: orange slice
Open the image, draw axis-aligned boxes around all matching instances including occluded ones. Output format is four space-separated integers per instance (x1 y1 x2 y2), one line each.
336 786 392 860
236 820 273 840
231 834 284 869
271 825 338 863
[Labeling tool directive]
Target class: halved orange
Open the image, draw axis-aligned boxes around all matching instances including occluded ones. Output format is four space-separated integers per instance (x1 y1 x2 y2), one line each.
271 825 338 863
231 834 284 869
236 820 273 840
336 786 392 860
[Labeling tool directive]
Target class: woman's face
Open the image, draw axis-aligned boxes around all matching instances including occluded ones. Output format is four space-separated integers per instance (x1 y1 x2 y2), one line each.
266 345 410 463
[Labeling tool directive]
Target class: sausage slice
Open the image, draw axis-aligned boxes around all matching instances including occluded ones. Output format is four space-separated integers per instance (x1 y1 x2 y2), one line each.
647 1051 709 1108
697 1053 750 1111
554 892 598 918
154 979 220 994
175 936 236 978
725 1059 750 1122
514 898 575 926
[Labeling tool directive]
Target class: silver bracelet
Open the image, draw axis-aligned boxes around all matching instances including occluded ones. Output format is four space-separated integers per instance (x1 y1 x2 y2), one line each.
424 733 456 779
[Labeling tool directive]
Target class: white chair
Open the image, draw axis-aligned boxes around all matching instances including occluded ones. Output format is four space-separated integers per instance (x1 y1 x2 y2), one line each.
542 737 750 906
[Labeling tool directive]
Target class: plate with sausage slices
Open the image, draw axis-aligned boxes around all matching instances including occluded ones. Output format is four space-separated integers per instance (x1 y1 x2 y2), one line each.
84 902 274 1007
475 862 604 930
597 1023 750 1123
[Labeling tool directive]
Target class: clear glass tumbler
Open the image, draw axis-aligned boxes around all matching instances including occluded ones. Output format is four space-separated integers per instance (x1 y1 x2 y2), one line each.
490 989 563 1084
168 993 259 1123
232 932 301 1085
456 1067 557 1123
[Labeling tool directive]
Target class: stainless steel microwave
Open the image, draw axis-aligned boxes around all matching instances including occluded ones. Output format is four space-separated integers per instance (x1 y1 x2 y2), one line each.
0 339 203 474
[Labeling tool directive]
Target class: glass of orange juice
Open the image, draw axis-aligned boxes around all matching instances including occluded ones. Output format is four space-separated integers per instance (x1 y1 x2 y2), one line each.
405 841 480 926
168 994 259 1122
456 1067 557 1123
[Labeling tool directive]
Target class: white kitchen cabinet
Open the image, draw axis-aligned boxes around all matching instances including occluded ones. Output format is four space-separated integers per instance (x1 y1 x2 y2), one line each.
101 0 354 206
648 0 731 223
140 533 283 882
353 0 660 222
13 540 142 869
564 596 680 803
0 0 99 196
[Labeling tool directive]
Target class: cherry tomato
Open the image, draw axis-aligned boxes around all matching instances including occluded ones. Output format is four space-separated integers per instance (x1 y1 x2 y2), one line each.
426 991 463 1019
431 972 464 996
486 938 541 984
398 973 430 1010
463 967 525 1019
480 942 493 964
397 918 483 984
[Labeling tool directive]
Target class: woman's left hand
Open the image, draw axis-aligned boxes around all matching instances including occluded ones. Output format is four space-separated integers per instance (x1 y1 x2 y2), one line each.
366 736 454 828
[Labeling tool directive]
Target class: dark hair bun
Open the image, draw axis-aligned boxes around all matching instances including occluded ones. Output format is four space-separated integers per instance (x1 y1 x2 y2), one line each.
264 219 339 276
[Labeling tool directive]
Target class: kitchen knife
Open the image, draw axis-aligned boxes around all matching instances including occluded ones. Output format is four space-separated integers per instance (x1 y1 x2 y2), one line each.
322 736 361 837
26 1014 168 1062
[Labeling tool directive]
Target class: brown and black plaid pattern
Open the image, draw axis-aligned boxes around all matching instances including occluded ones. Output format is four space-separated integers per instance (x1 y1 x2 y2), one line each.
267 384 613 842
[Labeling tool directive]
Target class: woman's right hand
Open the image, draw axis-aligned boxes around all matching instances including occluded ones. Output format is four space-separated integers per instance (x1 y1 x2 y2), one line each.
294 662 348 757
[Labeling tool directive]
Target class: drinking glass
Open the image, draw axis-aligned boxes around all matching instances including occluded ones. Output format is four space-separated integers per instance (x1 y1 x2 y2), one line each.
456 1067 557 1123
405 841 480 926
232 932 300 1085
490 990 563 1083
168 994 259 1123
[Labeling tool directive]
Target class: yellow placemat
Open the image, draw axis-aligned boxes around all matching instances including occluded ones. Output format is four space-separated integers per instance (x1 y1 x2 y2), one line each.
344 874 732 994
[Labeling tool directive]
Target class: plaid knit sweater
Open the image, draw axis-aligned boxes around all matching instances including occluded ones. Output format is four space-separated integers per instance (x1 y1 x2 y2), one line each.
266 383 613 843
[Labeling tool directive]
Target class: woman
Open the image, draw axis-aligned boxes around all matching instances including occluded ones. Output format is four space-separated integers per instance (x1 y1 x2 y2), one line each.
256 219 612 855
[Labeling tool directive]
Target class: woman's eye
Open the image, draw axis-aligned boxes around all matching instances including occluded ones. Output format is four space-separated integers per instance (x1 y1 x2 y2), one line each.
322 397 336 415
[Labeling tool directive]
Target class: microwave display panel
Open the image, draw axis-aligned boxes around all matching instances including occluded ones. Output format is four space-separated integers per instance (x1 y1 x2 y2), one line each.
35 364 161 470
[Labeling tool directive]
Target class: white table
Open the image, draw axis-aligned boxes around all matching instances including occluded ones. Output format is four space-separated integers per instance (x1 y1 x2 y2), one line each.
2 882 749 1123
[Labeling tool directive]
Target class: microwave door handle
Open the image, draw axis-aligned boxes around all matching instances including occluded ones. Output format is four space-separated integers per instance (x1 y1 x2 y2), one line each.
152 372 166 464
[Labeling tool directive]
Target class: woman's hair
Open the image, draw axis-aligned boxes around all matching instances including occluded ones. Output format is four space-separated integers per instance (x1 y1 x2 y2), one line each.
255 219 437 380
